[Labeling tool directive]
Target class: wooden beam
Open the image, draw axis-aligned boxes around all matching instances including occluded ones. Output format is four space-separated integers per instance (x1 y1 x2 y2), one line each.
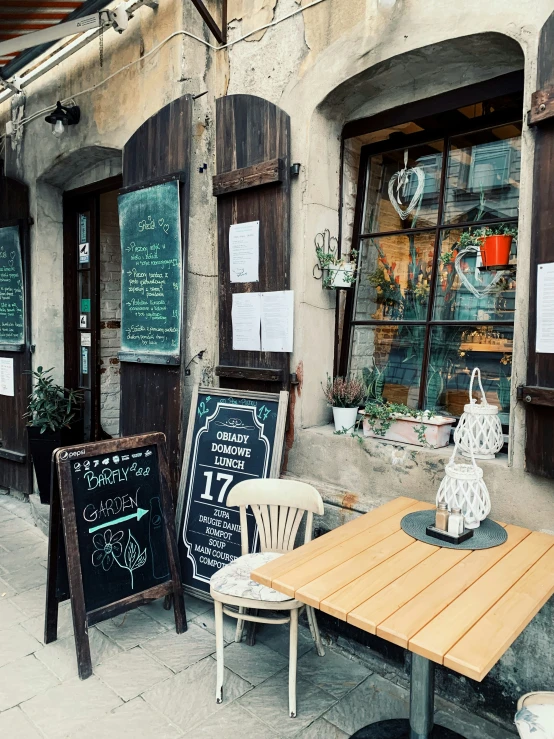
213 158 284 196
190 0 227 45
517 385 554 408
528 85 554 126
216 366 286 382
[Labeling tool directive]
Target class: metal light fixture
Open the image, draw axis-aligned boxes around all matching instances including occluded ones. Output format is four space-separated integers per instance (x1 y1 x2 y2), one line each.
44 101 81 138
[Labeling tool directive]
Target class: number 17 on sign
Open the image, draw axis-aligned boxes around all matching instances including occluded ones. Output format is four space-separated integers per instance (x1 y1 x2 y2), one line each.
200 471 233 504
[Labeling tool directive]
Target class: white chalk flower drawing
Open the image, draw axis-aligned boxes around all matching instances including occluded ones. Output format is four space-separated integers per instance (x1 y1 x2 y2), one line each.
92 529 124 571
92 529 147 589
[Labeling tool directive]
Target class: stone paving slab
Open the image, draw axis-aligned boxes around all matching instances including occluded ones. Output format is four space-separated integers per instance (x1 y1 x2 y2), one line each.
238 669 338 738
0 494 517 739
0 653 59 711
142 655 252 733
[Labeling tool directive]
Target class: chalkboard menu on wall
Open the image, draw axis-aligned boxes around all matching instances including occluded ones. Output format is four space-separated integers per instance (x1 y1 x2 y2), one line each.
0 224 24 347
176 387 288 597
45 433 186 680
118 180 182 363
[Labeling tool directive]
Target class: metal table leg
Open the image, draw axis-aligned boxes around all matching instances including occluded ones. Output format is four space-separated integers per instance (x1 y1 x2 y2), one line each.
349 654 465 739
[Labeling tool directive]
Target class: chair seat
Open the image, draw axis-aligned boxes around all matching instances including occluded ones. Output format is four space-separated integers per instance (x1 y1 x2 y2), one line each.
210 551 293 602
515 704 554 739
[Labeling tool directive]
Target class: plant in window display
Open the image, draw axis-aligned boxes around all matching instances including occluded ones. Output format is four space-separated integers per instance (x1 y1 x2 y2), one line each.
362 362 388 402
498 354 512 418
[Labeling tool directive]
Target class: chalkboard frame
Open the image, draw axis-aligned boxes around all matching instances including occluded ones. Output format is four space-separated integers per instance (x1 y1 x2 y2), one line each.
118 173 185 366
176 386 289 601
0 218 27 352
45 432 186 680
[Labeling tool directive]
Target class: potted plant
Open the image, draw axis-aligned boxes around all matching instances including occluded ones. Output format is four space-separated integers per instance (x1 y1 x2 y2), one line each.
25 367 83 504
475 224 517 267
316 244 358 289
322 375 365 432
362 400 455 448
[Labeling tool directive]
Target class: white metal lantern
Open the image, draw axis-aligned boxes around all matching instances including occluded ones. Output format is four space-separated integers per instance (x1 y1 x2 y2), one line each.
453 367 504 460
436 440 491 529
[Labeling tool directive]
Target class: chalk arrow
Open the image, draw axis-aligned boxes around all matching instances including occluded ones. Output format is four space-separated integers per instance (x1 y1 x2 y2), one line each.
89 508 149 534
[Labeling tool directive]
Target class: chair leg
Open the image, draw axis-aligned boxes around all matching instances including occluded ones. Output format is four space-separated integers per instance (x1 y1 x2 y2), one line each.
235 606 246 643
289 607 298 718
307 605 325 657
214 600 224 704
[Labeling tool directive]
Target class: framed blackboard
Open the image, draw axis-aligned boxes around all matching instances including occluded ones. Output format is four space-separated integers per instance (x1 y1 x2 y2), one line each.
45 433 186 679
176 387 288 598
0 224 24 349
118 180 182 364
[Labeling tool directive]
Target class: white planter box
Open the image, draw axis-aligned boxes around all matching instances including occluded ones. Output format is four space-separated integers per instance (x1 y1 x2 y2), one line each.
362 414 455 448
329 262 355 288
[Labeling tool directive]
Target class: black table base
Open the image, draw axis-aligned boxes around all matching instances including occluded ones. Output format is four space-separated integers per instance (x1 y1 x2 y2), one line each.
350 719 464 738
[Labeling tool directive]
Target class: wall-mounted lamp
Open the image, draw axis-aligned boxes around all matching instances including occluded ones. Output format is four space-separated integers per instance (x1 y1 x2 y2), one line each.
44 101 81 138
290 163 301 177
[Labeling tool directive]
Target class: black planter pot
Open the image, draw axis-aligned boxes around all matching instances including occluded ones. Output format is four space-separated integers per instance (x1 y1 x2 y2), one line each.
27 426 83 505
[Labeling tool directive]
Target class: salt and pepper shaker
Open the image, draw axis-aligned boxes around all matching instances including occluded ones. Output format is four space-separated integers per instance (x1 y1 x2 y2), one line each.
435 502 449 532
447 507 464 536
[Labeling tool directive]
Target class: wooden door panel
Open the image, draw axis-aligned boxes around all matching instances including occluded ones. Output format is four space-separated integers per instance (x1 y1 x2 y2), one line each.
120 95 193 494
0 174 32 494
524 12 554 477
214 94 291 393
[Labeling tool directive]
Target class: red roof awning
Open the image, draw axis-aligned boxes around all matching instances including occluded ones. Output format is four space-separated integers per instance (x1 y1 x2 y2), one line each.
0 2 87 70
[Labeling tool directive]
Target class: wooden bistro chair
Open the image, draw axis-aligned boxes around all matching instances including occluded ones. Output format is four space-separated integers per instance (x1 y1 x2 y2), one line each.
210 478 326 718
515 692 554 738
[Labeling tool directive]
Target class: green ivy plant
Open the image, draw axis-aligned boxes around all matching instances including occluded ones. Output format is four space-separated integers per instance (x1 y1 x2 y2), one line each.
24 366 82 434
475 223 518 239
363 400 434 446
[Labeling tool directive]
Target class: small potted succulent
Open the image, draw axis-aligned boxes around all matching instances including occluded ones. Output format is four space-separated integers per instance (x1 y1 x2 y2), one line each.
322 375 365 432
25 367 83 504
362 400 455 448
476 224 517 267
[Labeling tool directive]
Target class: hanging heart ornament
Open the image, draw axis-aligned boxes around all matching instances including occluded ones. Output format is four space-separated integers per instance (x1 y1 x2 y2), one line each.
387 150 426 220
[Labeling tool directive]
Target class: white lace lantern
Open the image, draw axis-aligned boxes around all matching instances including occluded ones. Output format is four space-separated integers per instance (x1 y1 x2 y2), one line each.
453 367 504 460
436 440 491 529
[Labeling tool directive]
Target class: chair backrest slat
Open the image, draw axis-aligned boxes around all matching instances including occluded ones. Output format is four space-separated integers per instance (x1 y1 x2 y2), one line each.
227 479 324 555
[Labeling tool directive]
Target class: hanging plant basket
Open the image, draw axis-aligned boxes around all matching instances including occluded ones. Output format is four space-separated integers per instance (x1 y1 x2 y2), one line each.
436 440 491 529
329 261 356 289
454 367 504 460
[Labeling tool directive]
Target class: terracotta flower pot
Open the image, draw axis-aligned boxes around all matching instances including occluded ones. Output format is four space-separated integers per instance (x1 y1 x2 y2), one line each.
480 235 512 267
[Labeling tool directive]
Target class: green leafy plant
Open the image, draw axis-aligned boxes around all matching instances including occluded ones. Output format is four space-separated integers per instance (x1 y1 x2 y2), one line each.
322 375 365 408
363 400 434 445
475 223 518 239
316 247 358 289
362 364 387 402
24 366 82 433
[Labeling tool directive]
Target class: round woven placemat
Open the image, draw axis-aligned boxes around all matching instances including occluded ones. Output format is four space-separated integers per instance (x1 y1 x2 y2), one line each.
401 510 507 549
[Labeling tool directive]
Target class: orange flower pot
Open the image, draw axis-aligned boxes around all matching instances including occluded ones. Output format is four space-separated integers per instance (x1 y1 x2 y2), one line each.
480 235 512 267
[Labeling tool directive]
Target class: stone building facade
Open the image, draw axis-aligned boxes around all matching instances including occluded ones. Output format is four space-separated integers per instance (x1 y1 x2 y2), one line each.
1 0 554 732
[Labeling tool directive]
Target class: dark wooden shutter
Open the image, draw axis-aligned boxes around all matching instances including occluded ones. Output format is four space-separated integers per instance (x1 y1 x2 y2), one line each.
213 94 291 393
521 13 554 477
120 95 193 492
0 165 32 494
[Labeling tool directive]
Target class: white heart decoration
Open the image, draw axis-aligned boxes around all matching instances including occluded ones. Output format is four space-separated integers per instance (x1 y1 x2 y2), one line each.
454 246 509 298
387 150 426 220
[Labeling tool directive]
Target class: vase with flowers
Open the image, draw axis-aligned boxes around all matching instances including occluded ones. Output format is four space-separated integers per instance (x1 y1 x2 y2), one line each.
322 375 365 432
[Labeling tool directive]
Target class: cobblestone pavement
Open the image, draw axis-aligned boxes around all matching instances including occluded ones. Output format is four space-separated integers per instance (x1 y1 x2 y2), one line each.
0 494 515 738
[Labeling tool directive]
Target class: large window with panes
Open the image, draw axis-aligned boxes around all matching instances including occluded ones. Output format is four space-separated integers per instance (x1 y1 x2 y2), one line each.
342 92 522 427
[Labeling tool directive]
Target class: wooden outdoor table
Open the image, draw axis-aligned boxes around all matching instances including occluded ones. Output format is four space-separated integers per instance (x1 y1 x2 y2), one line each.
251 496 554 739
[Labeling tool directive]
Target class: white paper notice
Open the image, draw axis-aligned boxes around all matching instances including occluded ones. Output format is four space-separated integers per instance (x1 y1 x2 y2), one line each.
229 221 259 283
537 263 554 353
0 357 14 397
232 292 261 351
261 290 294 353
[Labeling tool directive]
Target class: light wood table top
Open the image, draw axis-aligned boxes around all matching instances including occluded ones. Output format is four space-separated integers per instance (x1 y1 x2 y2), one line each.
251 496 554 682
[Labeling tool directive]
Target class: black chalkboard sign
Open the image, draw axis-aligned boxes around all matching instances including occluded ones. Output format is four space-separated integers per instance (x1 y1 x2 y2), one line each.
0 224 24 348
45 433 186 679
176 387 288 598
118 180 182 363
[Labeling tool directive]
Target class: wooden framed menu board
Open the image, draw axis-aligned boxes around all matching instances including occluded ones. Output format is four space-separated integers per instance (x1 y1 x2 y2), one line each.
118 179 182 364
45 433 186 679
176 387 288 598
0 222 25 349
